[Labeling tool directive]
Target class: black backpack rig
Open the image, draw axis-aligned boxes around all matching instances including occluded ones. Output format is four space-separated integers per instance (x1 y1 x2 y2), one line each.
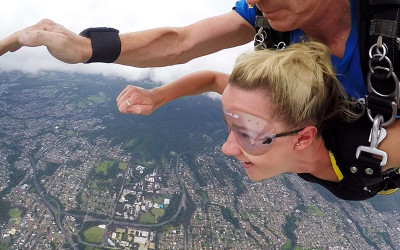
254 0 400 194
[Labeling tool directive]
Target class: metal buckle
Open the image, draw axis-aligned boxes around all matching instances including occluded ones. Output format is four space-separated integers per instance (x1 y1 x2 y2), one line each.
356 115 388 166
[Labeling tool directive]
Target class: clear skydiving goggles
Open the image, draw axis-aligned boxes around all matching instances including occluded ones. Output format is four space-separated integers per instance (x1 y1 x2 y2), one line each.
223 109 304 156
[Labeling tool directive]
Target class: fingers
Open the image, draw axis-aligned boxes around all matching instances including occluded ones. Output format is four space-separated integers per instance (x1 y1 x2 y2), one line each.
20 22 88 63
116 85 134 102
118 98 150 115
0 19 88 64
1 19 58 52
18 19 70 47
0 32 23 55
116 85 155 115
116 85 134 106
19 29 72 51
18 30 46 47
118 102 143 115
116 85 145 107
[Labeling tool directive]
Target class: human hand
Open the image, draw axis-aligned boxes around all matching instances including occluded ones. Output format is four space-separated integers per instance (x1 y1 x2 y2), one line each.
116 85 158 115
0 19 91 64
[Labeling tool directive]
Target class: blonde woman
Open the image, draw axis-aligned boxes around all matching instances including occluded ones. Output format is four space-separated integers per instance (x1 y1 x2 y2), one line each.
117 42 400 200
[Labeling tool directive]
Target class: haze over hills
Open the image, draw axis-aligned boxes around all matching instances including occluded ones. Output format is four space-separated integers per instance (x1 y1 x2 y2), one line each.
1 71 400 249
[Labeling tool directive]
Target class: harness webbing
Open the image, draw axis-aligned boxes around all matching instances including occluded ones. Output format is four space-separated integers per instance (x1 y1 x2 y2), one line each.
356 0 400 125
354 0 400 191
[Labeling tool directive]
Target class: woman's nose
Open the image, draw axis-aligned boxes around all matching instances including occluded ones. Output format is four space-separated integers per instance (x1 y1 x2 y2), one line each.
221 132 243 156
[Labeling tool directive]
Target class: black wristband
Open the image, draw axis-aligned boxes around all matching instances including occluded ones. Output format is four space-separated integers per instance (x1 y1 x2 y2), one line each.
79 27 121 63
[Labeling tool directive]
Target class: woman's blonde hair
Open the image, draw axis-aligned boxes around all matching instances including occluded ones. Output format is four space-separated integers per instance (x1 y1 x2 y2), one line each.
228 41 363 131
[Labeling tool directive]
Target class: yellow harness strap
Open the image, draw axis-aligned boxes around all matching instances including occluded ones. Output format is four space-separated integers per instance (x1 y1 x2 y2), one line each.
329 151 343 181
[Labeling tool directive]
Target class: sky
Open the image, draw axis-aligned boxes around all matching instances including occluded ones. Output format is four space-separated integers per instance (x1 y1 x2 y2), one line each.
0 0 252 85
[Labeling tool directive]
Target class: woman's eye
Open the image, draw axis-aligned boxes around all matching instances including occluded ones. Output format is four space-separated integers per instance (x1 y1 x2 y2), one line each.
237 129 257 139
257 132 273 140
238 131 250 138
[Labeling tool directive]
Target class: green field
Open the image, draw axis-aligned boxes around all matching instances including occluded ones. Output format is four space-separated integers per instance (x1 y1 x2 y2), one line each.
83 226 104 243
197 190 209 202
123 139 136 149
76 94 104 108
8 209 22 224
95 160 114 175
139 212 157 224
8 209 22 218
91 181 98 189
118 162 128 170
138 207 165 224
76 100 86 108
240 212 250 221
152 208 165 218
87 95 103 103
60 129 75 136
153 196 164 204
306 206 324 217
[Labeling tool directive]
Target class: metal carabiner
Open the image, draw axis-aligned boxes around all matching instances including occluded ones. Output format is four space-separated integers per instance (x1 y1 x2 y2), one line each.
369 42 388 61
366 66 400 126
254 27 267 50
370 115 384 149
356 115 388 166
368 54 394 79
366 102 398 127
275 41 286 50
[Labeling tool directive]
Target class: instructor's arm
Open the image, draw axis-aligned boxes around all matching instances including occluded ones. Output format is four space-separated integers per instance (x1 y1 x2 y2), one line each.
0 11 254 67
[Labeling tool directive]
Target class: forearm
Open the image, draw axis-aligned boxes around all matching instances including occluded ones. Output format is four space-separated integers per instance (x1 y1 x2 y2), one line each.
114 11 254 67
115 27 184 67
150 70 229 109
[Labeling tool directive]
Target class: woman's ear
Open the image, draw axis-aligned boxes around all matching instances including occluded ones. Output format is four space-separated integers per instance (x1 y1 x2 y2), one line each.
294 126 318 149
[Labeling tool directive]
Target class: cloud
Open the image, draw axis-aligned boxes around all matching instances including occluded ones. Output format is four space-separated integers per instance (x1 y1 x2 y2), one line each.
0 0 251 84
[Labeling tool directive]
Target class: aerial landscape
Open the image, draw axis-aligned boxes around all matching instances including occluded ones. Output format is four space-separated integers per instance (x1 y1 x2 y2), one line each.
1 71 400 249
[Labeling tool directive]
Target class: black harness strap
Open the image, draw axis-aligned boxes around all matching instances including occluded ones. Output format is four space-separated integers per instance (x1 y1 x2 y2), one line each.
354 0 400 191
356 0 400 122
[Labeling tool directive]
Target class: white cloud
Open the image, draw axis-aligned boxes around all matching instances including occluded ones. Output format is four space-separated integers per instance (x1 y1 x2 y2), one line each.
0 0 251 84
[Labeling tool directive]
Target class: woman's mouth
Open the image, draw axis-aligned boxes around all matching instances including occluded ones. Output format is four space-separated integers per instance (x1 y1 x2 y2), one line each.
241 161 254 169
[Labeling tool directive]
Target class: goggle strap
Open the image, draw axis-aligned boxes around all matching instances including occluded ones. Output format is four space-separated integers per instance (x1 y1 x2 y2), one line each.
262 127 304 144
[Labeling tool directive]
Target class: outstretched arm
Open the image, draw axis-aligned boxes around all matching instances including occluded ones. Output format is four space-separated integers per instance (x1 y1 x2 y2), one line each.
116 70 229 115
0 11 254 67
